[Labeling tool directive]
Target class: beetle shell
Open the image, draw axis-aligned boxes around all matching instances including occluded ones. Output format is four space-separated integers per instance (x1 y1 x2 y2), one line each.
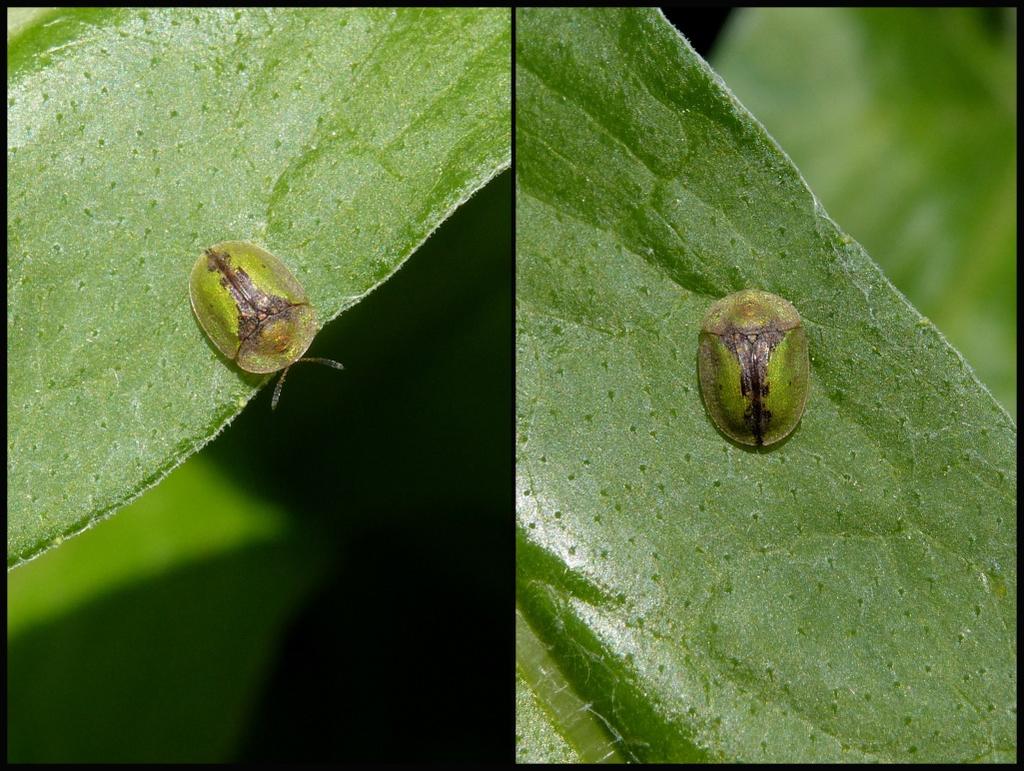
697 289 809 447
189 241 318 374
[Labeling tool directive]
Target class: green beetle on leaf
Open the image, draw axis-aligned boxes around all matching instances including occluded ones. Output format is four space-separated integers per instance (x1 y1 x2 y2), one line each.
189 241 343 409
698 289 809 447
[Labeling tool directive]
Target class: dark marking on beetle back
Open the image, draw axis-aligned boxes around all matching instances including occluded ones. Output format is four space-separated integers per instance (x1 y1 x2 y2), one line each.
721 326 784 446
205 247 302 342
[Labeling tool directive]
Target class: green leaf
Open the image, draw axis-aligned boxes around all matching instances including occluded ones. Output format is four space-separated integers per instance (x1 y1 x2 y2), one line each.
516 606 623 763
712 8 1017 417
7 7 510 567
516 674 583 764
516 7 1015 763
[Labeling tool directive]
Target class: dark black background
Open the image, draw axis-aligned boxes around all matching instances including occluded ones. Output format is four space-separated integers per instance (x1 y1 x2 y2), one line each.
660 7 733 58
227 172 514 762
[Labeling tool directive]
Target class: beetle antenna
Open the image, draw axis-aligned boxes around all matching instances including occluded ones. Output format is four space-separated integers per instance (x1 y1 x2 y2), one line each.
297 357 345 371
271 359 344 409
271 367 290 410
